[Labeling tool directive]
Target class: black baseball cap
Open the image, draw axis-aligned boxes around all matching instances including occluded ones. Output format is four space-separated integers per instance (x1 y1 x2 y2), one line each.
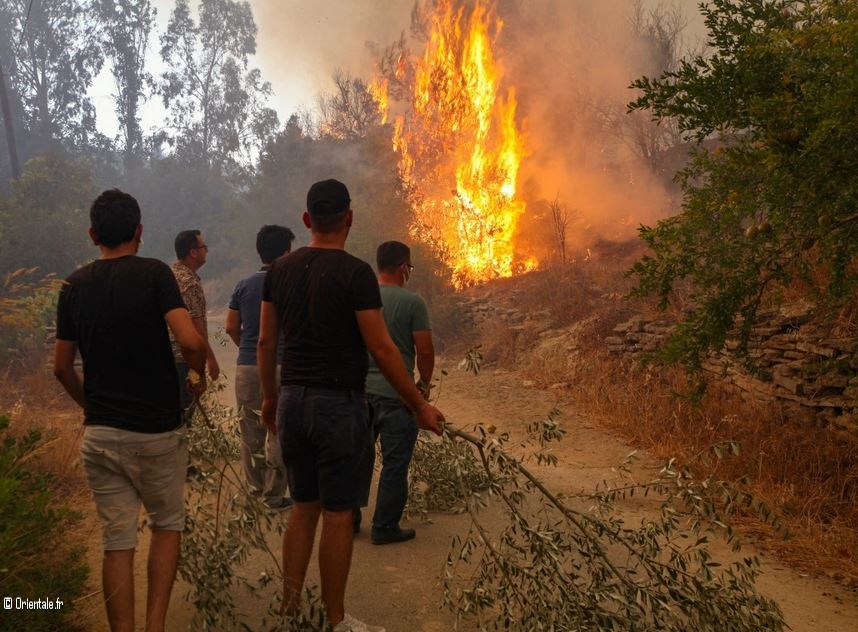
306 179 351 217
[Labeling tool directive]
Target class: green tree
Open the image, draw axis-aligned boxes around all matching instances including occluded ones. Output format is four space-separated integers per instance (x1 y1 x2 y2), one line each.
0 0 104 151
96 0 156 174
0 155 95 276
242 114 312 237
158 0 278 173
245 110 411 266
131 156 240 276
628 0 858 372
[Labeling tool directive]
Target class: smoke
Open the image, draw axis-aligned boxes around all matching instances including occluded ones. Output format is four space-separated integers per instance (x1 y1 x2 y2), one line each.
250 0 413 117
495 0 706 255
248 0 705 256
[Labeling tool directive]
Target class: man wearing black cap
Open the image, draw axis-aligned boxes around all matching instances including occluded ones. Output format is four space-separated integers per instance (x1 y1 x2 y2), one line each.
258 179 444 632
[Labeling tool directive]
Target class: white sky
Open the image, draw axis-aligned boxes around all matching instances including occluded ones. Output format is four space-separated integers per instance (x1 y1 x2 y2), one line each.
91 0 706 141
90 0 415 139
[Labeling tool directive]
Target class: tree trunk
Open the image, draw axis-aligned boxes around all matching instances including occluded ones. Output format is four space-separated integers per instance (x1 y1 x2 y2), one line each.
0 55 21 181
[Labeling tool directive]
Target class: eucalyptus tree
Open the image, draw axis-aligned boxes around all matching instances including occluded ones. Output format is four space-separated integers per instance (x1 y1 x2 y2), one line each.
0 53 21 182
317 70 383 141
0 0 104 152
158 0 278 175
96 0 156 174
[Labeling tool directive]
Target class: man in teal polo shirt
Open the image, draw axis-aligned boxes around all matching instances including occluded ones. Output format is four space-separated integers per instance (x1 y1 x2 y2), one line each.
358 240 435 544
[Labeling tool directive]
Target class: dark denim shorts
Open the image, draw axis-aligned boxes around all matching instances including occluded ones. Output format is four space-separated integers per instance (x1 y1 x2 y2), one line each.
277 385 371 511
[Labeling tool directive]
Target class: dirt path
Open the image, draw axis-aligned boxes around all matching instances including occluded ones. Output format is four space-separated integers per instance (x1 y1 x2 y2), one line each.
76 345 858 631
429 367 858 632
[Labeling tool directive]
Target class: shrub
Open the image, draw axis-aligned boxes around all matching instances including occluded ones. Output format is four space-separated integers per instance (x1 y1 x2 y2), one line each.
0 271 61 373
0 414 88 631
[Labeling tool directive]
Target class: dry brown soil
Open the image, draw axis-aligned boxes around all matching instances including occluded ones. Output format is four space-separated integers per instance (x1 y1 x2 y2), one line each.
73 340 858 631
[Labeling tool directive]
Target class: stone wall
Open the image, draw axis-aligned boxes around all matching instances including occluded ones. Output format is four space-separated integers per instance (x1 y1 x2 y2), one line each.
457 290 856 437
605 303 858 437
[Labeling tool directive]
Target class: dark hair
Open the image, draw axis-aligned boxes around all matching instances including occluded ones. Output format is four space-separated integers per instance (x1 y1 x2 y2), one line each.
90 189 141 248
376 241 411 271
256 225 295 263
308 211 350 235
174 229 201 259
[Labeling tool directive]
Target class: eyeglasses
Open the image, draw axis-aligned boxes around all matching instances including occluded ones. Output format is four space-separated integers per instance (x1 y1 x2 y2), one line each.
192 244 209 251
403 262 414 270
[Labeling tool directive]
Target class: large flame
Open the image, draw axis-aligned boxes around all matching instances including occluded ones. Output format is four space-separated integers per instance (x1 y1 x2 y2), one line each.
373 0 533 288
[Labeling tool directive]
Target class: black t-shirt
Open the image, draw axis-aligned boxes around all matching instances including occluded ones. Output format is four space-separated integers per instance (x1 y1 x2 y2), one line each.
263 247 382 390
56 255 186 433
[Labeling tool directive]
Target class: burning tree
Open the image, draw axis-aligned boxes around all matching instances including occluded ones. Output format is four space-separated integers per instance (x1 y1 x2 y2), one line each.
373 0 534 288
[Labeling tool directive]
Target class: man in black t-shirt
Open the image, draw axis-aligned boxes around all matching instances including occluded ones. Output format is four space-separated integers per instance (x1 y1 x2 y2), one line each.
54 189 207 632
258 179 444 632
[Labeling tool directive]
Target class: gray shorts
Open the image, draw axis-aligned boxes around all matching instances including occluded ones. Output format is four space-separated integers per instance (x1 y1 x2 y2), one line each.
80 425 188 551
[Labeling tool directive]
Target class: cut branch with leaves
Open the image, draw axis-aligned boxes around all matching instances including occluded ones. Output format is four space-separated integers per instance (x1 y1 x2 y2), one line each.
406 353 786 632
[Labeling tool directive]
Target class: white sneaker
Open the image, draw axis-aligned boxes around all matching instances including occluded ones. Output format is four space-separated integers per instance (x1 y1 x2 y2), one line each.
332 612 385 632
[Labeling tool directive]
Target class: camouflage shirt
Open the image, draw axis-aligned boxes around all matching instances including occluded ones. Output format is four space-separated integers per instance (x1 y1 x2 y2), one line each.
170 261 206 362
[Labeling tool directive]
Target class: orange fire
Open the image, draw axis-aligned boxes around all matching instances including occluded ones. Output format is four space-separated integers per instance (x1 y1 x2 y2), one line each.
373 0 534 287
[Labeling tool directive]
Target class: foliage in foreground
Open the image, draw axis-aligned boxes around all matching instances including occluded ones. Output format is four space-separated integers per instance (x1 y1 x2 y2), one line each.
628 0 858 371
0 271 61 371
410 407 787 631
179 359 787 631
181 392 280 631
180 386 327 631
0 415 88 631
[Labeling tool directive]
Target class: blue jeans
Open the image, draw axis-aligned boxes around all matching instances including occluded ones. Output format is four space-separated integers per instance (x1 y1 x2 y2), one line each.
360 394 419 530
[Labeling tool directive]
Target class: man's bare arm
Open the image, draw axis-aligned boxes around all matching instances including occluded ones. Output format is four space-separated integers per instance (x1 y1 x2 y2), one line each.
412 329 435 396
53 339 85 408
225 308 242 346
192 315 221 380
357 308 443 435
166 307 208 394
257 300 280 433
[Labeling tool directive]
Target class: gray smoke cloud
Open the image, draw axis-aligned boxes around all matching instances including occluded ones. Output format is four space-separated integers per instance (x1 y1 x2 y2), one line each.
251 0 414 116
495 0 706 253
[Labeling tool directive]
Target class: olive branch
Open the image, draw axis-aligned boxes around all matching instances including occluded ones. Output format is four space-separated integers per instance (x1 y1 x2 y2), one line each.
410 409 787 631
180 384 327 631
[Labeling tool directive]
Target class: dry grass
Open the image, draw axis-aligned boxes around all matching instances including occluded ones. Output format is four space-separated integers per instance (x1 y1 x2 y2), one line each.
0 359 88 492
0 356 95 629
464 255 858 587
570 354 858 585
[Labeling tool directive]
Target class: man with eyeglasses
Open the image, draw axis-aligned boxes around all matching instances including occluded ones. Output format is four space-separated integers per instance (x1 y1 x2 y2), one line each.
171 229 220 407
356 241 435 545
